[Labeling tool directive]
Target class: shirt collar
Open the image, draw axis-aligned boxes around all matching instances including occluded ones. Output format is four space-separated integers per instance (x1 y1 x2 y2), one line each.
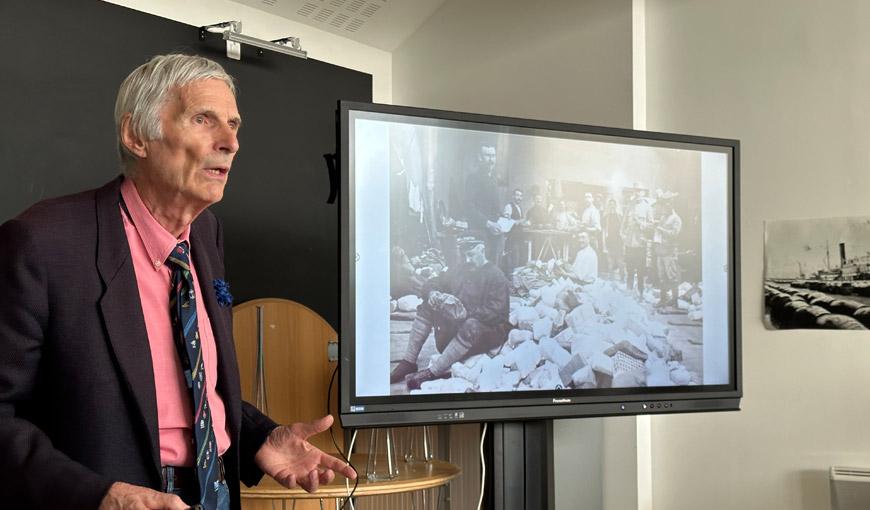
120 177 191 271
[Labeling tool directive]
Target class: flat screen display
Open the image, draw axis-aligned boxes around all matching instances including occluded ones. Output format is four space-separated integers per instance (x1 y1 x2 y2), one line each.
339 102 741 427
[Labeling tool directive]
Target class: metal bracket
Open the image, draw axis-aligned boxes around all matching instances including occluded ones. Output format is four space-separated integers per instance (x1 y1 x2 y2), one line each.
199 21 307 60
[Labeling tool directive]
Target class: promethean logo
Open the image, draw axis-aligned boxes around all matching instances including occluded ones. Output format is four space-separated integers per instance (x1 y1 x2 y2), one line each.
552 398 572 404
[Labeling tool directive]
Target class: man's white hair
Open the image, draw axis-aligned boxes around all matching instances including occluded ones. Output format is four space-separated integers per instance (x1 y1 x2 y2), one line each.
114 54 236 175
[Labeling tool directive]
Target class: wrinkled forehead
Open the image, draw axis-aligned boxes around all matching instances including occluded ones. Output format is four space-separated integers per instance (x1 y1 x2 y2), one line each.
170 79 239 115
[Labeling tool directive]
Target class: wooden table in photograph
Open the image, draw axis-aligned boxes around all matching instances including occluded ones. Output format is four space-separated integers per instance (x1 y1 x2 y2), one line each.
519 229 573 262
240 454 460 508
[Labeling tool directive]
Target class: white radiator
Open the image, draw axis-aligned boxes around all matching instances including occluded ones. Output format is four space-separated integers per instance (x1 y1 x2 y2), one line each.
831 466 870 510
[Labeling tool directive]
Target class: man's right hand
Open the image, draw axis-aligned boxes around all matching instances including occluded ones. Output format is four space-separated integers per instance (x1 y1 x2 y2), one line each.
98 481 190 510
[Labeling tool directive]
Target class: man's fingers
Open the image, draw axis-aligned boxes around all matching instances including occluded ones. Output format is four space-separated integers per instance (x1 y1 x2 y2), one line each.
99 482 190 510
318 468 336 485
153 492 189 510
295 415 334 438
320 452 358 479
306 469 320 493
279 473 298 490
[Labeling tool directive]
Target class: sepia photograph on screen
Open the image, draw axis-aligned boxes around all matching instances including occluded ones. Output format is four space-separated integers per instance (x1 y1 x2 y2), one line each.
380 121 713 396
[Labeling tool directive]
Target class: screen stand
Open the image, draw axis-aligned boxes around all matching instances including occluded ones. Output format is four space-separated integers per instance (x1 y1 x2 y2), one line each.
365 427 399 481
485 420 555 510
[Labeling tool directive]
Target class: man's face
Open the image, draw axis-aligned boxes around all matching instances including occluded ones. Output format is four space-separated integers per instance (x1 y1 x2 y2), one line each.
514 190 523 204
478 145 496 173
534 195 544 206
464 243 487 268
137 79 241 210
578 233 590 249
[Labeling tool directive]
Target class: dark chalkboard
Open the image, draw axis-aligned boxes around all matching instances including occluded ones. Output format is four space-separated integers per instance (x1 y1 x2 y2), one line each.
0 0 371 329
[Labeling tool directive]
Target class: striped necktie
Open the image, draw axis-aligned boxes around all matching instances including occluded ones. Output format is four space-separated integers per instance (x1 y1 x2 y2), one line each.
167 241 222 509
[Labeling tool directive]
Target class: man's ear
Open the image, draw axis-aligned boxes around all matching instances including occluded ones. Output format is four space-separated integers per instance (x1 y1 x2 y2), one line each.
120 113 148 158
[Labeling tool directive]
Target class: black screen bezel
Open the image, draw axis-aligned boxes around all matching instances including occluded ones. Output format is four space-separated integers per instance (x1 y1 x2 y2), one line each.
339 101 742 427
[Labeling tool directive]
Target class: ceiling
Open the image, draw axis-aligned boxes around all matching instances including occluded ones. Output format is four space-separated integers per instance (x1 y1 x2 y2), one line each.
231 0 446 51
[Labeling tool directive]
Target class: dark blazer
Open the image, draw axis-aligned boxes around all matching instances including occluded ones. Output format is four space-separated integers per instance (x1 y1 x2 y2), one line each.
0 177 276 509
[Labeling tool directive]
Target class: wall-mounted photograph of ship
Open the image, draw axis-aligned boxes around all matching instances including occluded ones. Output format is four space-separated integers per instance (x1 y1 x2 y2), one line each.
764 215 870 330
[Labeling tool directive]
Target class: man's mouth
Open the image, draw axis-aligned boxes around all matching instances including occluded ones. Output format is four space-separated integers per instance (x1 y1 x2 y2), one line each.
204 166 229 177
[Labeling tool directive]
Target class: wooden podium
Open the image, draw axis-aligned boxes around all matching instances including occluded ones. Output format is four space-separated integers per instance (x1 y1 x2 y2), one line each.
232 299 460 509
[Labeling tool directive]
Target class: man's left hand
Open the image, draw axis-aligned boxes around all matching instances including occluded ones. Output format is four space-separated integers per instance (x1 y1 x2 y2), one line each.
255 415 357 493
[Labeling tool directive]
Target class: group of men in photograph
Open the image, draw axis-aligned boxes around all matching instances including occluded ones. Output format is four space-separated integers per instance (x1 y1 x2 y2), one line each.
390 143 688 391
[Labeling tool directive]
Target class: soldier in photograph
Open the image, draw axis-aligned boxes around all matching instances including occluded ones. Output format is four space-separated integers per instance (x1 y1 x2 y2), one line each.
390 240 510 390
465 144 505 268
654 195 683 308
622 190 653 297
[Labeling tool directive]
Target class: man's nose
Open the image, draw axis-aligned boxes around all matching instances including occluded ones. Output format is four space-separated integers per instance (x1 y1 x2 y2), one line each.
216 123 240 154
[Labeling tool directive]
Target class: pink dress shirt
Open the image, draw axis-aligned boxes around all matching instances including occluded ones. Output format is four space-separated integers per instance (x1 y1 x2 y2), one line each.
120 178 230 466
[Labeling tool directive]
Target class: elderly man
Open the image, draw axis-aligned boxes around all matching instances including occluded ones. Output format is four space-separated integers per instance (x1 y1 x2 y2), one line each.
390 240 510 390
0 54 355 510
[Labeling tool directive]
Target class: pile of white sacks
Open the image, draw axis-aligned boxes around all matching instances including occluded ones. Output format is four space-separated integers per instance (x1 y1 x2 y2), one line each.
677 282 704 321
411 278 698 395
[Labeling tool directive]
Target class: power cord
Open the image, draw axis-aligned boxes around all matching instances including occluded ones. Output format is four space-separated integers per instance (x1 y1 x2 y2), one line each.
477 422 488 510
345 429 359 510
327 365 359 509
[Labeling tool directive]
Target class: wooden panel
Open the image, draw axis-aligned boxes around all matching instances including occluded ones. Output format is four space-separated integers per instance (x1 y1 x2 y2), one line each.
233 298 343 510
233 299 479 510
447 424 482 510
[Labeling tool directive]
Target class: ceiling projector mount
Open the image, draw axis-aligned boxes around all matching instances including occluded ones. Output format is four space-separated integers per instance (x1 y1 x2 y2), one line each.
200 21 307 61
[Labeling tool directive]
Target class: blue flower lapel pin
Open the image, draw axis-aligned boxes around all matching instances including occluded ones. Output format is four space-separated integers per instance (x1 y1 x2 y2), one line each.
213 279 233 307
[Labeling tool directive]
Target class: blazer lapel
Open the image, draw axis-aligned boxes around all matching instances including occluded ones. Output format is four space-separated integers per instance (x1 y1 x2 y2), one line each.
190 219 242 438
95 177 162 480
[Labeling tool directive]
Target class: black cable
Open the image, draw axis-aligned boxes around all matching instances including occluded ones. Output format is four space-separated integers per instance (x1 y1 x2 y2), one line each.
327 364 359 508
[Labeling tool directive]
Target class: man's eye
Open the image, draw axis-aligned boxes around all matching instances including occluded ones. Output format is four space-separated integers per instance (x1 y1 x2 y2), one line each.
194 115 206 124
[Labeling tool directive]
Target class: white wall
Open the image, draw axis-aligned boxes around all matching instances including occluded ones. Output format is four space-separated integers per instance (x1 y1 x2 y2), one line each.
392 2 634 509
645 1 870 509
392 0 633 127
102 0 392 103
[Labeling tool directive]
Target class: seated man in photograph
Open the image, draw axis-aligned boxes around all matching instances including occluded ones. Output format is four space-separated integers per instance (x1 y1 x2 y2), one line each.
390 240 511 390
571 231 599 284
0 54 355 510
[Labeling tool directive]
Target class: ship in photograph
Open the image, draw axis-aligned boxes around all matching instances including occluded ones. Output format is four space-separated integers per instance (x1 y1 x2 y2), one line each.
764 215 870 330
